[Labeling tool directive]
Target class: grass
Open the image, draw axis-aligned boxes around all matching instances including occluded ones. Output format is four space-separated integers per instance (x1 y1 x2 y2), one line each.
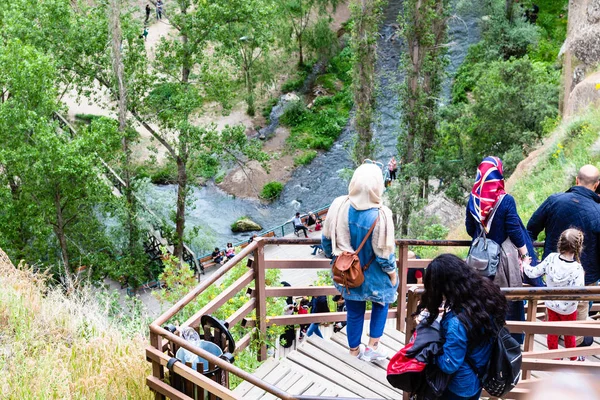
511 109 600 224
280 46 353 152
0 250 152 399
294 150 318 166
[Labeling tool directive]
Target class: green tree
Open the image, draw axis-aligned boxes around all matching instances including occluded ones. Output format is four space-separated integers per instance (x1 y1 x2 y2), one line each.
351 0 383 164
0 38 121 270
397 0 449 234
280 0 339 66
440 57 559 176
212 0 278 116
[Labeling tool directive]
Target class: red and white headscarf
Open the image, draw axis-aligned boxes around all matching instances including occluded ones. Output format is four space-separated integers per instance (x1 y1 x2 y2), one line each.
467 156 506 228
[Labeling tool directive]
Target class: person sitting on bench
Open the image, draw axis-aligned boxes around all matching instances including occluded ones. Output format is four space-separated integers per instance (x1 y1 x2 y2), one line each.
293 212 309 238
212 247 224 265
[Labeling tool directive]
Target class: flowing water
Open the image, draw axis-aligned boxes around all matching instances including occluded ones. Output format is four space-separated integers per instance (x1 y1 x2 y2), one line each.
144 1 481 253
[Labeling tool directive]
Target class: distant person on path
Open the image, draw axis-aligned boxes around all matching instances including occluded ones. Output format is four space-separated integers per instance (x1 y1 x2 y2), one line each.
145 4 151 23
156 0 163 20
466 156 540 344
141 27 148 41
322 162 398 361
420 254 508 400
527 164 600 344
306 295 330 339
522 228 585 360
388 157 398 180
225 242 235 260
293 212 309 238
211 247 223 265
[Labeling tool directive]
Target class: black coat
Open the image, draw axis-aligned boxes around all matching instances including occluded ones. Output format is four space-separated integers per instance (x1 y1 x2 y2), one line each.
527 185 600 284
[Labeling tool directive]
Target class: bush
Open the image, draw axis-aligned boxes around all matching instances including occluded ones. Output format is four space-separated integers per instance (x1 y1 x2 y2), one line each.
262 97 279 121
294 150 318 166
260 181 284 201
281 72 307 93
280 100 308 126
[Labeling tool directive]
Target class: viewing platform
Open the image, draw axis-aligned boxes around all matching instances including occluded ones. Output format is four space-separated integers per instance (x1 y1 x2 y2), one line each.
145 237 600 400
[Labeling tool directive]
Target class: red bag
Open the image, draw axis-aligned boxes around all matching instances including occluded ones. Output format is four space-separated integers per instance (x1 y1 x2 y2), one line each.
386 329 427 392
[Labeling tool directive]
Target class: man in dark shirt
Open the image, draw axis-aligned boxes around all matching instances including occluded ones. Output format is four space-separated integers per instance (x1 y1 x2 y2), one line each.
527 165 600 344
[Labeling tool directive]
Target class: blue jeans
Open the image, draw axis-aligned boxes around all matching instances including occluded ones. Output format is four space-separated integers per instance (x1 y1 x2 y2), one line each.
345 299 389 349
306 323 323 338
441 389 482 400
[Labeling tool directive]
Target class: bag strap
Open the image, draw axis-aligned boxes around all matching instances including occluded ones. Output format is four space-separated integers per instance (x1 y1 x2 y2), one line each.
355 217 378 254
482 195 506 233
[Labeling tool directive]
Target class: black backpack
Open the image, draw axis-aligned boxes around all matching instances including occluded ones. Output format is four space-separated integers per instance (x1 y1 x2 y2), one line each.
467 325 522 398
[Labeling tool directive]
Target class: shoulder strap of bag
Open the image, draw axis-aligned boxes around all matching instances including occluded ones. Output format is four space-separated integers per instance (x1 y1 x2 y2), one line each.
355 217 378 254
483 195 506 233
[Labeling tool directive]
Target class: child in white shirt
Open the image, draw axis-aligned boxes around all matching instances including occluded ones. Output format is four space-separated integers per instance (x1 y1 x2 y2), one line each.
522 228 585 360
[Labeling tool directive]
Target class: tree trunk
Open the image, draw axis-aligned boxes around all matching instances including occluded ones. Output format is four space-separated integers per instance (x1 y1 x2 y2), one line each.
297 33 304 67
109 0 137 257
174 157 187 260
53 191 70 269
245 67 255 116
352 0 379 164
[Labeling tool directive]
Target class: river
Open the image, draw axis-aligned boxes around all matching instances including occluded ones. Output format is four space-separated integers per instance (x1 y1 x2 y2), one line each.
144 1 481 254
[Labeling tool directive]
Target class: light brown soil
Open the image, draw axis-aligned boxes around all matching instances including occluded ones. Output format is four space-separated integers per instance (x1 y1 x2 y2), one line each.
218 127 297 199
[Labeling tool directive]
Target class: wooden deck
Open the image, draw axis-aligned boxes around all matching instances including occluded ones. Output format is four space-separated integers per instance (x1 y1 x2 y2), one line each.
234 320 405 399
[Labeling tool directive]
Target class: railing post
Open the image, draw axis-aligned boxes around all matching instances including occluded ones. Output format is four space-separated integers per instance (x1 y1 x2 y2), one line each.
397 242 409 332
150 332 166 400
522 299 538 380
254 238 268 361
402 287 419 400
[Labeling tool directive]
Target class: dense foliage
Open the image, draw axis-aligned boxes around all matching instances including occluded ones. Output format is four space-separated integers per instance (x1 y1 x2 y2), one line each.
434 0 564 202
260 181 285 200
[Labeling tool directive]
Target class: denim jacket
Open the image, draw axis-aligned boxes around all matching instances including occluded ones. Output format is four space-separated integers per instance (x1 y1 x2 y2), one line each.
436 311 492 397
322 207 398 304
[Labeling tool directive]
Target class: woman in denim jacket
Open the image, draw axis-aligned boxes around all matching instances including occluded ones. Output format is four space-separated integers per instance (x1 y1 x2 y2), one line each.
322 163 398 362
419 254 508 399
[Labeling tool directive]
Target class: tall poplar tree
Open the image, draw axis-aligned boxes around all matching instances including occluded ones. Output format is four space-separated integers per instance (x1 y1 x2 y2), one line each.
351 0 383 163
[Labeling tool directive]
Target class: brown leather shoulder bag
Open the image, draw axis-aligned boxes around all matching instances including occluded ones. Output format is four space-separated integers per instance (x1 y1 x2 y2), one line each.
332 218 378 293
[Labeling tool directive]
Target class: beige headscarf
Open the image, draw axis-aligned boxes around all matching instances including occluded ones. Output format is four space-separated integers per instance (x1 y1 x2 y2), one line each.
323 164 395 258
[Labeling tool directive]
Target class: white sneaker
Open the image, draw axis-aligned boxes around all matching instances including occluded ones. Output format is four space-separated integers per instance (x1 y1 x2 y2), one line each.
360 346 387 362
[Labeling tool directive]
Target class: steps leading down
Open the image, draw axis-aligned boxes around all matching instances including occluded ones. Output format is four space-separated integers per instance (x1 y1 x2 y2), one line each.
233 324 406 399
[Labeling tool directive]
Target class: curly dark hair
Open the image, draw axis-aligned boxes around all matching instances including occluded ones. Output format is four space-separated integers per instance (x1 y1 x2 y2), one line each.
419 254 508 343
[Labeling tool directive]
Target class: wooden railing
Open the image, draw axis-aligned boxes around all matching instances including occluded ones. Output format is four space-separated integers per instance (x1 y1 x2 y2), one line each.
146 237 600 400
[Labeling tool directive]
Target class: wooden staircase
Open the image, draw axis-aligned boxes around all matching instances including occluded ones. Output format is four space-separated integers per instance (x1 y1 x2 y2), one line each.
234 323 406 399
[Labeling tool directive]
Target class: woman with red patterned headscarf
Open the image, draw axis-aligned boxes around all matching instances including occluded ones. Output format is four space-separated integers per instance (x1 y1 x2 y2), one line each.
466 156 542 344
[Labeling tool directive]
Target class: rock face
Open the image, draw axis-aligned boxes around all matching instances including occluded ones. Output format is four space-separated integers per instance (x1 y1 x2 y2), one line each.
565 71 600 116
231 218 262 232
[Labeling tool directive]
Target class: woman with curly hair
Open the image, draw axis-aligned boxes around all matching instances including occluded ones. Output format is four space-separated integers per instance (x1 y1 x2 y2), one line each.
419 254 508 400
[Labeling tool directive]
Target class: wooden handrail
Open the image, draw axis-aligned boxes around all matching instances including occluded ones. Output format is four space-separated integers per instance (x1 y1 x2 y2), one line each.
149 323 296 400
152 241 258 327
148 236 595 400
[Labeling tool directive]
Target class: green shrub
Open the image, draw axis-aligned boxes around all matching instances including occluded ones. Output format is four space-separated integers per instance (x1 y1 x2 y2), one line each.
260 181 284 201
313 95 334 107
262 97 279 121
280 100 308 126
294 150 318 166
75 113 101 123
281 72 307 93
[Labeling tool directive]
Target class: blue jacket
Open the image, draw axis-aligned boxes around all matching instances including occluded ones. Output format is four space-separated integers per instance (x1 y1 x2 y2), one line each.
322 207 398 304
527 186 600 285
436 311 492 398
466 194 544 286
